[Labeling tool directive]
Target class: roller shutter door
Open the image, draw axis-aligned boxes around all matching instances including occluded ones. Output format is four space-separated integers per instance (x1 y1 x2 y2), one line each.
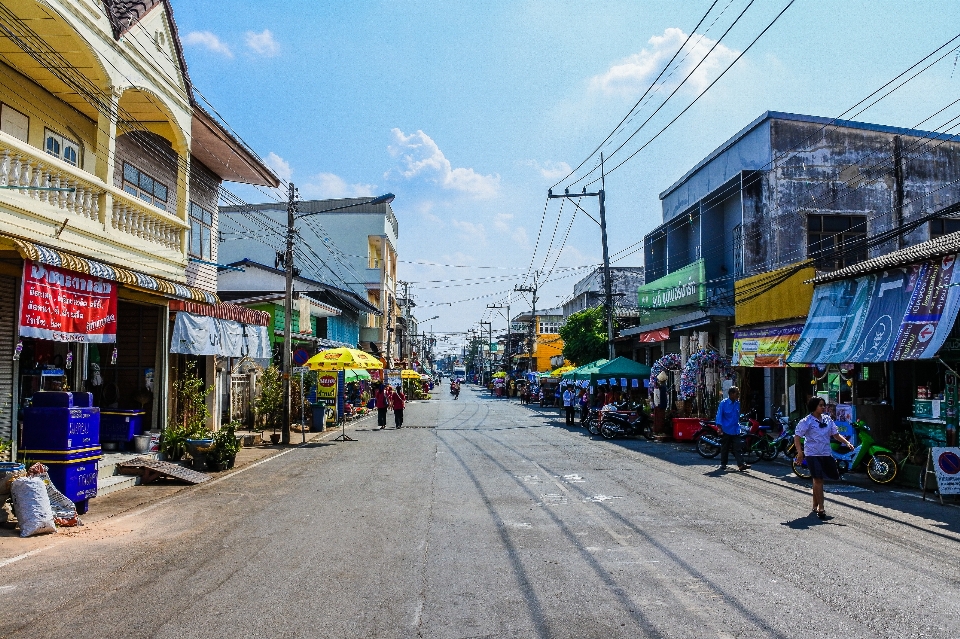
0 275 16 460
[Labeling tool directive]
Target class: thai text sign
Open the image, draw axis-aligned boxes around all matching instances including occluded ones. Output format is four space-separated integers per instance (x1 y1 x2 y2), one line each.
19 260 117 343
637 260 706 325
931 448 960 495
316 373 338 400
788 255 960 364
732 325 804 367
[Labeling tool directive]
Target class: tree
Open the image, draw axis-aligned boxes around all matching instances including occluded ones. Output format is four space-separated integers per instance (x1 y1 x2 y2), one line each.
559 306 609 366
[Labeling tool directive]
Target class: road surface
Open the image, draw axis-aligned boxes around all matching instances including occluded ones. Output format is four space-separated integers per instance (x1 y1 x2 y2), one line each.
2 384 959 638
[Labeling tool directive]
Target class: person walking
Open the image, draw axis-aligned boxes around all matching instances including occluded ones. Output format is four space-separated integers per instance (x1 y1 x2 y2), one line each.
562 385 575 426
392 385 407 429
795 397 854 519
374 383 389 430
715 386 749 472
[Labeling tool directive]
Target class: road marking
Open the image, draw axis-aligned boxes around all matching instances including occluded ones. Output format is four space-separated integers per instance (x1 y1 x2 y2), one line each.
562 474 586 483
584 495 623 503
0 541 65 569
0 424 350 568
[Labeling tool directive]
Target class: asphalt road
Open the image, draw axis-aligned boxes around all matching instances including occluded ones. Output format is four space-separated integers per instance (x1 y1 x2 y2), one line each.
2 385 960 638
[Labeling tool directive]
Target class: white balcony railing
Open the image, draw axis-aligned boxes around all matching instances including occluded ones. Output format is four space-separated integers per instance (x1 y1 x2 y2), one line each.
0 132 185 252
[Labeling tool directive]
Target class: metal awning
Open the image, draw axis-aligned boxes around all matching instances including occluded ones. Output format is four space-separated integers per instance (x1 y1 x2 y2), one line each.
11 238 218 304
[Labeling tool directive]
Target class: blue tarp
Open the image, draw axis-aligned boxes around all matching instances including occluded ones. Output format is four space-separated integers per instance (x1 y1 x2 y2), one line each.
788 254 960 364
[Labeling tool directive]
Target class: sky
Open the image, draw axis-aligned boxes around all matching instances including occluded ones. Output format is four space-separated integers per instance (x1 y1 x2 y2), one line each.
172 0 960 355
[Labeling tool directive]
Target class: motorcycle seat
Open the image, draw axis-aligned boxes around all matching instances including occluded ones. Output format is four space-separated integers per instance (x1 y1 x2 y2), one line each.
758 425 772 431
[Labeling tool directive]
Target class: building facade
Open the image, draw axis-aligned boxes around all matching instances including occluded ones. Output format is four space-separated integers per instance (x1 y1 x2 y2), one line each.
631 111 960 418
219 198 400 361
0 0 278 456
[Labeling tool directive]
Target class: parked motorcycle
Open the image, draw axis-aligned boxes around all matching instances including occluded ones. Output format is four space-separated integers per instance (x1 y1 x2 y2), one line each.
694 421 723 458
583 408 602 436
792 420 898 484
600 409 653 440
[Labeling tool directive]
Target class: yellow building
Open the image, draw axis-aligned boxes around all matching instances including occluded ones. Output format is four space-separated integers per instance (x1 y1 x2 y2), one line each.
513 308 567 373
0 0 277 456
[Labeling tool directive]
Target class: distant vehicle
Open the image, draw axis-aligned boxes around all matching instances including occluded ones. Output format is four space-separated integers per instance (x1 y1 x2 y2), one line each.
453 366 466 381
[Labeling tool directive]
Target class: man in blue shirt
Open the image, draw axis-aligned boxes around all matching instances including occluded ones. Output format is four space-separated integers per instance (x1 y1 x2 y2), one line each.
715 386 749 472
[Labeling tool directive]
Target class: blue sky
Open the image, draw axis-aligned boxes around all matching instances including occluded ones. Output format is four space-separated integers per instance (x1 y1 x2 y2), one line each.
173 0 960 353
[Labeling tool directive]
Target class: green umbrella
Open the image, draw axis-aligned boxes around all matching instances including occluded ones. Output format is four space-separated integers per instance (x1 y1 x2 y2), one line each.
562 359 609 381
345 368 372 382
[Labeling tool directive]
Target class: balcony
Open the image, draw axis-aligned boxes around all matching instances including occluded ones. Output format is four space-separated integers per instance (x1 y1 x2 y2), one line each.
0 131 187 277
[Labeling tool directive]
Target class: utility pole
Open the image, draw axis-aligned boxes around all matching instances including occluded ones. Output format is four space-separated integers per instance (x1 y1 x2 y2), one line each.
548 153 615 360
487 302 511 373
282 182 298 445
480 320 492 384
399 280 410 364
515 272 539 372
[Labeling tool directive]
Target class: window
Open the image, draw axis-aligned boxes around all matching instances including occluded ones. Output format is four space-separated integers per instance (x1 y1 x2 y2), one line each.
122 163 168 211
0 103 28 142
930 218 960 240
807 214 867 271
189 202 213 260
44 128 80 166
538 320 563 334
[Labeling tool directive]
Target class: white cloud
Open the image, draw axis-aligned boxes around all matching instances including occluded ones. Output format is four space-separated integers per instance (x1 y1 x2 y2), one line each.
264 152 292 182
590 27 739 97
525 160 572 181
184 31 233 58
245 29 279 57
388 128 500 198
301 172 375 199
451 219 488 244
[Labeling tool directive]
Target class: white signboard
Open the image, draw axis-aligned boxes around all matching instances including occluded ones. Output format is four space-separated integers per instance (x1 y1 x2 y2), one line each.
931 447 960 495
292 366 310 375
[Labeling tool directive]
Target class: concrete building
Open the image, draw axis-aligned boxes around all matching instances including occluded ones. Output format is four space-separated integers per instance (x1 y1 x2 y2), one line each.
629 111 960 354
512 308 566 373
562 267 645 318
219 197 401 361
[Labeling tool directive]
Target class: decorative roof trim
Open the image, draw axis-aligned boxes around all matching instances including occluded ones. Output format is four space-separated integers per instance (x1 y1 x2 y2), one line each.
11 237 217 304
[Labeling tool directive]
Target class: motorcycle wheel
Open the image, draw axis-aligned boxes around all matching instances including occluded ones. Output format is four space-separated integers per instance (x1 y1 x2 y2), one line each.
792 457 811 479
600 422 617 439
587 419 601 437
866 453 898 484
741 436 764 464
639 423 654 441
759 437 778 461
696 435 721 459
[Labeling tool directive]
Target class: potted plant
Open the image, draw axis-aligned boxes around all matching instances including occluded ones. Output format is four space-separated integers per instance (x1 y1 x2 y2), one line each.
163 361 212 465
255 366 284 444
209 422 241 471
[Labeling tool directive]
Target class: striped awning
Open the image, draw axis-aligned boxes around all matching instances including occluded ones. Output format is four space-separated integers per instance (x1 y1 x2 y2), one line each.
12 239 218 304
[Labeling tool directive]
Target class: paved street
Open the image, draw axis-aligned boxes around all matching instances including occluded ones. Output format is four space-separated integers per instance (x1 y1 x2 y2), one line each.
2 386 960 639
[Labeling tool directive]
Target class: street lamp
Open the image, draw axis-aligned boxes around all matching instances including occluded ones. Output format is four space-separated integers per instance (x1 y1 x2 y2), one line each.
281 188 396 444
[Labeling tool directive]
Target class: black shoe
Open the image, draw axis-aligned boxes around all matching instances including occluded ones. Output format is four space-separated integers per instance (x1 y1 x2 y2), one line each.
718 465 728 471
738 464 750 472
816 510 828 520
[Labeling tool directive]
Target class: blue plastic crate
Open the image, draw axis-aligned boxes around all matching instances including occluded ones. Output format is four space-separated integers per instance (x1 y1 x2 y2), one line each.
41 457 100 502
22 407 100 451
100 410 146 443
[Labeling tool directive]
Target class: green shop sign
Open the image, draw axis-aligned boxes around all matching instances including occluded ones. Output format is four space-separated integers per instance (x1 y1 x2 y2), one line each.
637 259 706 324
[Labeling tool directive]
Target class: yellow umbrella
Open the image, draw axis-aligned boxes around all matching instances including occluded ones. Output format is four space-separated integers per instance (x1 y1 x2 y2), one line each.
492 371 507 378
401 369 421 379
551 365 576 377
305 347 384 371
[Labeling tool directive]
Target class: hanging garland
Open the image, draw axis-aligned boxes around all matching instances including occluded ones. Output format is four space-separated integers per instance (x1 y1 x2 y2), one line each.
649 353 683 390
679 349 732 400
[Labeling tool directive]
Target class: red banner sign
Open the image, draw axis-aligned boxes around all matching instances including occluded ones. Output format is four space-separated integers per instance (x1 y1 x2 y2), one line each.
637 328 670 343
19 260 118 343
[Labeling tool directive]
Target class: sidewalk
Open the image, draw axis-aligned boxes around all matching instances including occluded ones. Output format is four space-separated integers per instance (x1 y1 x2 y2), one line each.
1 415 373 544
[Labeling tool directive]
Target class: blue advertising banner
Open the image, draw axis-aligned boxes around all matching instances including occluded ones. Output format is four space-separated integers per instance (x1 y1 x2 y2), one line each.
789 254 960 364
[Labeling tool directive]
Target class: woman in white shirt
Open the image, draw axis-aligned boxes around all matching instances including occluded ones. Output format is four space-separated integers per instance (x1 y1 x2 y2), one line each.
794 397 854 520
